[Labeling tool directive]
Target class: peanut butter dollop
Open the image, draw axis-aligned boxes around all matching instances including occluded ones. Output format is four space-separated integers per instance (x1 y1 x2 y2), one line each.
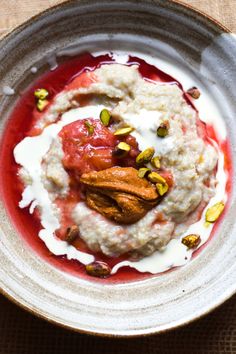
80 167 159 224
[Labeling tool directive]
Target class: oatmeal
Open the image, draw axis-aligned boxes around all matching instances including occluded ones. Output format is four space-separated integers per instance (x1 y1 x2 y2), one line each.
12 53 228 278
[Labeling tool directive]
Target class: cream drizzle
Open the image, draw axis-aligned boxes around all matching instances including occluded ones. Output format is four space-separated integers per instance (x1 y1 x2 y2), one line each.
14 105 106 265
122 110 174 154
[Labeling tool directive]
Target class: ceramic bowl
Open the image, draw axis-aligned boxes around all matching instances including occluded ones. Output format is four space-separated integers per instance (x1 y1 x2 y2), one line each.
0 0 236 336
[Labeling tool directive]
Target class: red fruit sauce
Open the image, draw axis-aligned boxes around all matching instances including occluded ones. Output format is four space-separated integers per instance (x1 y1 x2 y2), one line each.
0 53 232 283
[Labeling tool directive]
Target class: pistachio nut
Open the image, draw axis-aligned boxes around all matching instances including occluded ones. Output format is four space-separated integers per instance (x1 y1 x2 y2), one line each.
157 121 169 138
112 142 131 158
138 167 151 178
148 172 166 184
65 225 80 243
205 202 225 223
100 108 111 126
85 261 111 278
187 86 201 99
114 126 134 136
151 156 161 169
36 99 49 112
84 120 94 135
156 182 169 196
136 147 155 165
34 88 49 100
182 234 201 248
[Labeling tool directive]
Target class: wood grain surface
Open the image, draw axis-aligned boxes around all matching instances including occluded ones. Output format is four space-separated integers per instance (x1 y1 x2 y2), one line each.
0 1 236 353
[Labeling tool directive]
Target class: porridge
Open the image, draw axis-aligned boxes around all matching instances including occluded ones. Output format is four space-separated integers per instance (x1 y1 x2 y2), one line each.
2 53 230 280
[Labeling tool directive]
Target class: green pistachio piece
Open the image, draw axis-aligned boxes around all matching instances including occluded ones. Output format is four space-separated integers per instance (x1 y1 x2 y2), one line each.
138 167 151 178
112 142 131 158
100 108 111 126
36 99 49 112
148 172 166 184
156 182 169 196
136 147 155 165
151 156 161 169
205 202 225 223
114 126 134 136
34 88 49 100
157 121 169 138
84 120 94 135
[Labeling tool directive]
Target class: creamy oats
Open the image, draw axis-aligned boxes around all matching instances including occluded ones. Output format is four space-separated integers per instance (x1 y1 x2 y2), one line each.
14 55 226 277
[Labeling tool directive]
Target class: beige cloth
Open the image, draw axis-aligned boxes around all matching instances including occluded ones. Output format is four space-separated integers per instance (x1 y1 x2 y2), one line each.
0 0 235 38
183 0 236 32
0 1 236 353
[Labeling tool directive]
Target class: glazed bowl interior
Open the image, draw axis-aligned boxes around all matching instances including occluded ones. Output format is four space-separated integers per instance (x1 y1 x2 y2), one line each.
0 0 236 336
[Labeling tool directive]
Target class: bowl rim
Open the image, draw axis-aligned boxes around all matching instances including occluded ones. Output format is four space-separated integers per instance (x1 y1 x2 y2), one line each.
0 0 233 337
0 0 231 44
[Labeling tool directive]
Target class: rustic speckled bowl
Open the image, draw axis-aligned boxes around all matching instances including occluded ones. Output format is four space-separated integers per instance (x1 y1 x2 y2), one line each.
0 0 236 336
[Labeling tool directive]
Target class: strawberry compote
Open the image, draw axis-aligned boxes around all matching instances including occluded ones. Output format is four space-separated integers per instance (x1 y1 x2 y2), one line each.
59 118 139 179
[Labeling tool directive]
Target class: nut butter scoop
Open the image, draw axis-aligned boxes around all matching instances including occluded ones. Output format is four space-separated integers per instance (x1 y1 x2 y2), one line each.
80 167 159 224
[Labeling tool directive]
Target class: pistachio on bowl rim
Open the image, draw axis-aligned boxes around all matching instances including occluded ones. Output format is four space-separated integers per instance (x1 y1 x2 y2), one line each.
34 88 49 100
205 202 225 223
36 99 49 112
181 234 201 249
85 261 111 278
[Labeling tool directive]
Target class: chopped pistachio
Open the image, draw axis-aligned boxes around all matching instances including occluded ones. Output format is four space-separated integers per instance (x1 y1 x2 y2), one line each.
34 88 49 100
100 108 111 126
138 167 151 178
136 147 155 165
65 225 80 243
156 182 169 196
187 86 201 99
148 172 166 184
151 156 161 169
205 202 225 223
182 234 201 248
112 142 131 158
36 99 49 112
157 121 169 138
85 261 111 278
84 120 94 135
117 142 130 151
114 126 134 136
